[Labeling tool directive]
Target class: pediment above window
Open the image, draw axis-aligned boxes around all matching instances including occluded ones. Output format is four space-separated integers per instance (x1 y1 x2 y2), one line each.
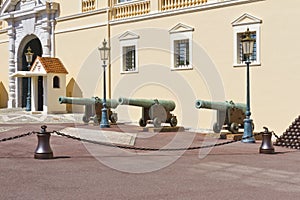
232 13 262 26
0 0 46 15
169 23 194 34
119 31 140 41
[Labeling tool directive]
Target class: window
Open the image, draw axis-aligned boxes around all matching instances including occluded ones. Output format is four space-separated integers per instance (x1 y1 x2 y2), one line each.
232 13 262 66
174 39 190 68
53 76 60 88
123 46 136 71
238 31 257 63
117 0 134 3
119 31 139 73
169 23 194 70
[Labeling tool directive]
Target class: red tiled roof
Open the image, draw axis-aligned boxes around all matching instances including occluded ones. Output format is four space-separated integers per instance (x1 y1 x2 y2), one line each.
33 56 68 74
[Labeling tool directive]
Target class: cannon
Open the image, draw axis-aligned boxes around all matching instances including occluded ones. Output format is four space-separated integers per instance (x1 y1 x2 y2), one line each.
195 99 253 133
118 97 177 128
58 96 119 124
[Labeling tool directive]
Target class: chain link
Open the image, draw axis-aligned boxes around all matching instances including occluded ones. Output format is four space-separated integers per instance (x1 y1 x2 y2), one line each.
271 131 281 140
0 131 37 143
53 130 262 151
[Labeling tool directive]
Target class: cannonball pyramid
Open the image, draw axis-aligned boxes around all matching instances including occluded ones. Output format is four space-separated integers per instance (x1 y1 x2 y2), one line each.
274 116 300 149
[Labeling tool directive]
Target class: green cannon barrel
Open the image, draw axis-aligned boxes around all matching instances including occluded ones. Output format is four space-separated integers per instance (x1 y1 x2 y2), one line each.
118 97 176 111
58 96 119 109
195 99 246 112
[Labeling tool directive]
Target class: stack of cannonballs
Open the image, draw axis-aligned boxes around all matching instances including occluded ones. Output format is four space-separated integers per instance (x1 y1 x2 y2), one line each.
274 116 300 149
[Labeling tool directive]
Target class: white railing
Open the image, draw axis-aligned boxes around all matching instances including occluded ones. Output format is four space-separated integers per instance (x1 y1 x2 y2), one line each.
82 0 96 12
160 0 208 11
112 0 150 19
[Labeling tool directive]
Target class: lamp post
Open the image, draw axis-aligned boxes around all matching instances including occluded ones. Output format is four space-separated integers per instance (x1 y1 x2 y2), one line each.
25 47 34 111
241 28 255 143
98 39 110 128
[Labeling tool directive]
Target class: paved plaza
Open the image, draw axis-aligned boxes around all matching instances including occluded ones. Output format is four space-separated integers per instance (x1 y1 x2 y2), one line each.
0 109 299 200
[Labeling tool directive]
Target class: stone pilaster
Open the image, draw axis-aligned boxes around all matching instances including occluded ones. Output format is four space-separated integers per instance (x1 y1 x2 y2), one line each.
7 25 16 108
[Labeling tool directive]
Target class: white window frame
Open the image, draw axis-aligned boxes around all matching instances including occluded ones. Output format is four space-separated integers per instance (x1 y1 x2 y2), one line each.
117 0 135 4
232 14 262 67
119 32 139 74
170 24 193 70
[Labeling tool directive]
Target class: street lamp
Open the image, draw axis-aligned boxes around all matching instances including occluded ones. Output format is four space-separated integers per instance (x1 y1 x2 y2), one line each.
98 39 110 128
25 47 34 111
241 28 255 143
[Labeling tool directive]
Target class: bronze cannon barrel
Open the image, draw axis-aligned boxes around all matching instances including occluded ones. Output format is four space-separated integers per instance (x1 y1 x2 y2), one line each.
58 96 119 109
195 99 246 112
118 97 176 111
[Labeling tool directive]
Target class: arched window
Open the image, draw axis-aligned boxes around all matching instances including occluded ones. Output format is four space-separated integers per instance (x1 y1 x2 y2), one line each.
53 76 60 88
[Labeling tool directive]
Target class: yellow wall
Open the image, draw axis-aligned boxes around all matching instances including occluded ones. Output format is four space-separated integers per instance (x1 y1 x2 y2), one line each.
54 0 107 17
55 25 108 98
108 0 300 133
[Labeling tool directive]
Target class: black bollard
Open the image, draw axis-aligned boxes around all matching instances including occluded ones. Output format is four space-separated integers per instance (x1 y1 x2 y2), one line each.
34 125 53 159
259 127 275 154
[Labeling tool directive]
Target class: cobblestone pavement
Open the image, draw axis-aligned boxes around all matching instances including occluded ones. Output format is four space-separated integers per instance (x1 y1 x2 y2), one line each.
0 108 84 124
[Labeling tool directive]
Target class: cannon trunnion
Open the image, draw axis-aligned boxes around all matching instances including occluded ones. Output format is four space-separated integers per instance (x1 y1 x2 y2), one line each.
118 98 177 128
195 99 253 133
58 96 118 124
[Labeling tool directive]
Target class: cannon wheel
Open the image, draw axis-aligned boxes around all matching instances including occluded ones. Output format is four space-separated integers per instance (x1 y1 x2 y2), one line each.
82 115 90 124
213 122 221 133
93 115 100 124
170 116 177 127
153 118 161 128
109 113 118 124
139 118 147 127
229 123 239 134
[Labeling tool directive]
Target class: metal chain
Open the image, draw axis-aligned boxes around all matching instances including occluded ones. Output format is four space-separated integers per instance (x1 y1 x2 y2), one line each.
271 131 281 140
0 131 37 143
53 130 262 151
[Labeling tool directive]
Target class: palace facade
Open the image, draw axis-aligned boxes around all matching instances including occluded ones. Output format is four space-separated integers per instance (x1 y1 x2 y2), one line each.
0 0 299 133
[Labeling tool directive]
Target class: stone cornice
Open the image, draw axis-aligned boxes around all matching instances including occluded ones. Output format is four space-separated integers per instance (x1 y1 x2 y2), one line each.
56 8 107 22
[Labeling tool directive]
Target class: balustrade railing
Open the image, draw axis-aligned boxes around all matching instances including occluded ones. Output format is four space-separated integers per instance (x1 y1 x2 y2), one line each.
112 0 150 19
160 0 208 11
82 0 96 12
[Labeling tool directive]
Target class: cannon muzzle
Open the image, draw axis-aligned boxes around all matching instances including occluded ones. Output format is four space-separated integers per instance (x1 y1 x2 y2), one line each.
118 97 176 111
195 99 246 112
58 96 119 109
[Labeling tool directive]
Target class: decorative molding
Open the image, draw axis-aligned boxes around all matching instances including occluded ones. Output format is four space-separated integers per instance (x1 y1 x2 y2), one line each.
169 23 194 34
0 39 9 44
119 31 140 41
55 22 106 35
112 0 150 19
56 8 107 22
232 13 262 26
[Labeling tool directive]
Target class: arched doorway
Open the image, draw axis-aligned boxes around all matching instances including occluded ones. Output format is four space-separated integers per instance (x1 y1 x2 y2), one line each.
18 36 43 109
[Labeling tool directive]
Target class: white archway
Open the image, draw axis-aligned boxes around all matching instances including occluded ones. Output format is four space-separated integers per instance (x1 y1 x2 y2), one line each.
0 0 59 108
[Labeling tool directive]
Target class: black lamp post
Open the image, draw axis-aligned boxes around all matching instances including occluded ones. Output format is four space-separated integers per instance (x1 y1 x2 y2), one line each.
25 47 33 112
241 28 255 143
98 39 110 128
